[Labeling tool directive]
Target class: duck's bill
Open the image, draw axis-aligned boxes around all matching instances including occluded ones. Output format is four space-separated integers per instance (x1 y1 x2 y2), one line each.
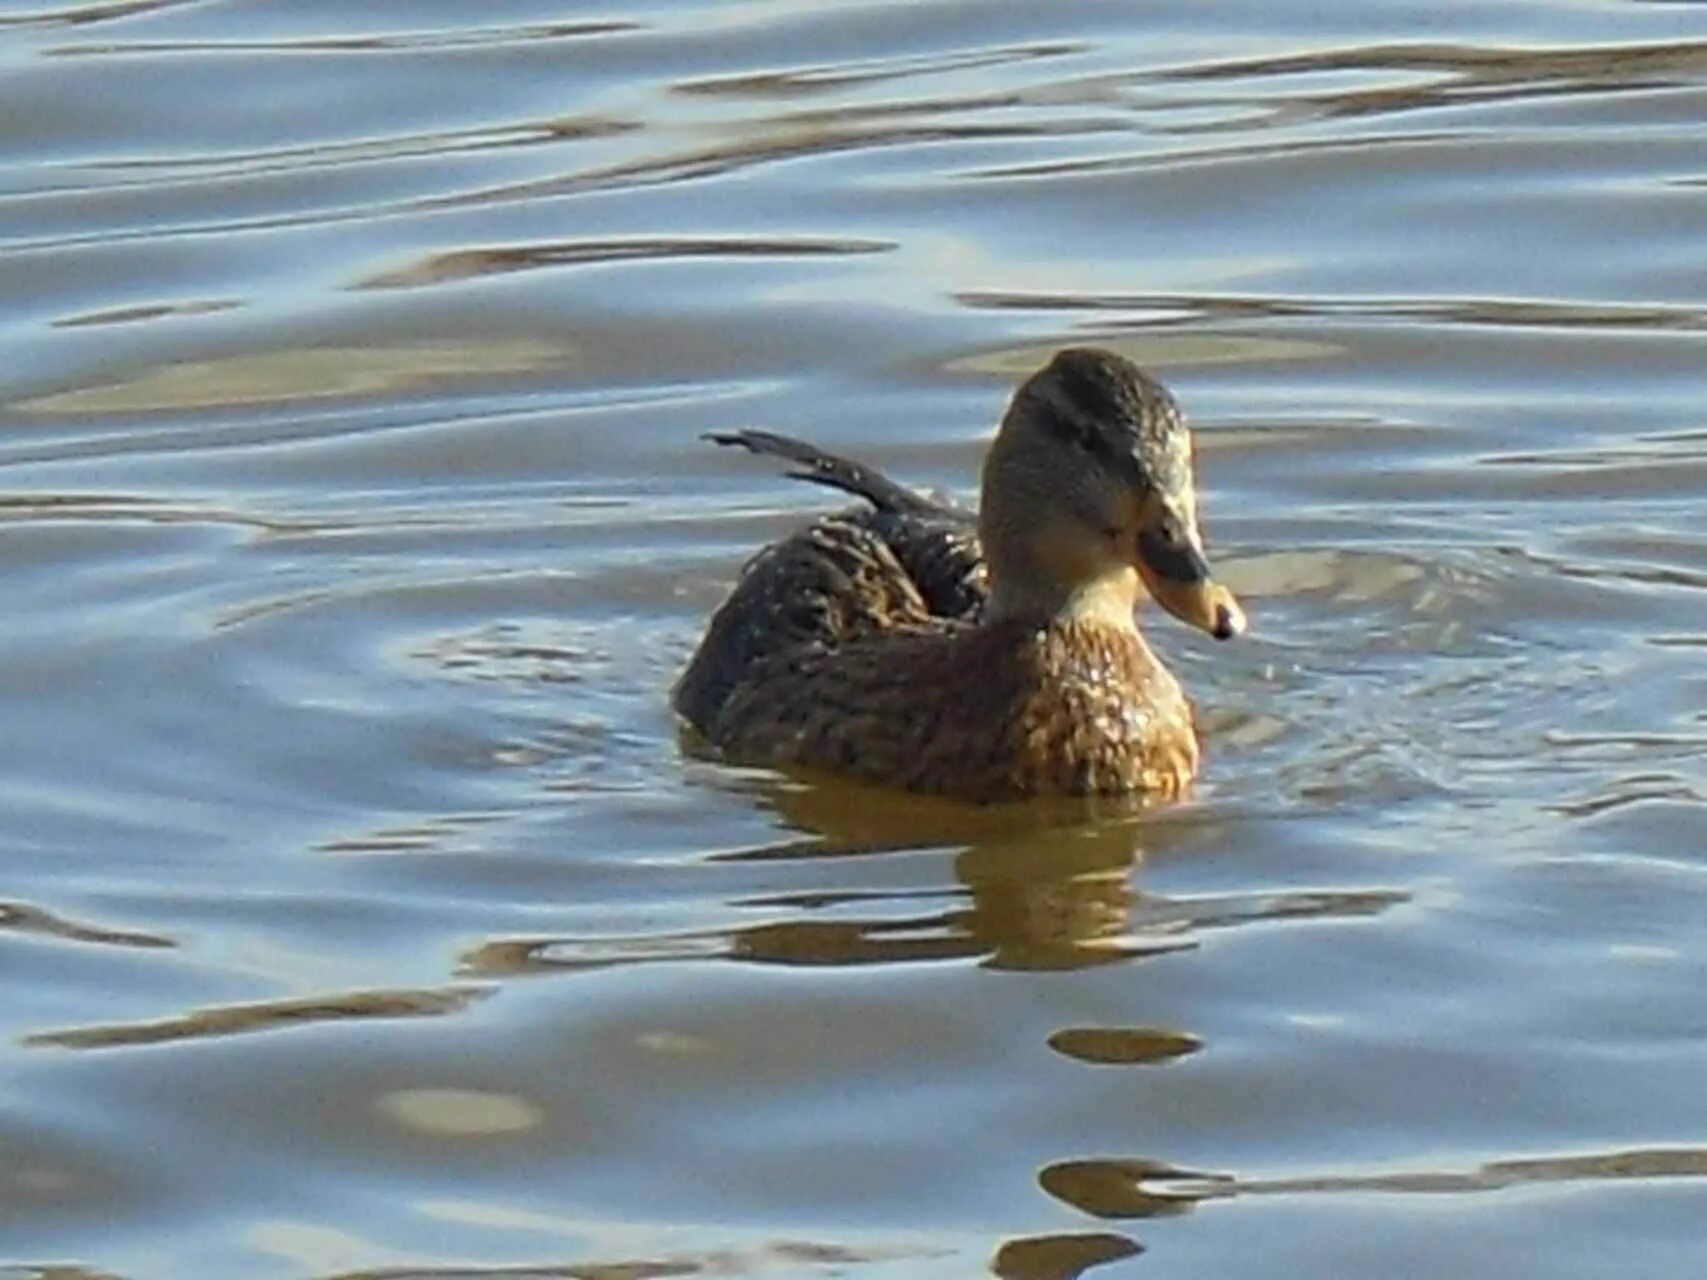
1135 528 1246 640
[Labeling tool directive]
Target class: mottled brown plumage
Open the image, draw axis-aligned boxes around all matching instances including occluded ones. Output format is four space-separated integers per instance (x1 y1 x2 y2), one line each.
674 348 1245 803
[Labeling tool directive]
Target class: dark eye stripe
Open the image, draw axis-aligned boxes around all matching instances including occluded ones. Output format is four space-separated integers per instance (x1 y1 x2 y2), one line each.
1031 389 1147 482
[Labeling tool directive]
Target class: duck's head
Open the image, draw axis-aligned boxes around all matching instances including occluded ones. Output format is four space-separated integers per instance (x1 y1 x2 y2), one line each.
978 347 1245 639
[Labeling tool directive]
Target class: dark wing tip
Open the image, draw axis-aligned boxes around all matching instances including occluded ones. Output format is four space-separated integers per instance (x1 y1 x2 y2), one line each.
698 428 947 519
704 429 776 450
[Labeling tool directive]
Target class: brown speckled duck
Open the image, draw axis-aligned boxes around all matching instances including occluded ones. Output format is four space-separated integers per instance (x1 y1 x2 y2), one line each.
674 347 1245 802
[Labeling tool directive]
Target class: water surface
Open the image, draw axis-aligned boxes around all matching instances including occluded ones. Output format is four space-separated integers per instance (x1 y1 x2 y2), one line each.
4 1 1707 1277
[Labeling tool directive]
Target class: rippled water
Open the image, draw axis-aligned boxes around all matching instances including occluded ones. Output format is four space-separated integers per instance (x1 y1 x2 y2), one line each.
4 1 1707 1276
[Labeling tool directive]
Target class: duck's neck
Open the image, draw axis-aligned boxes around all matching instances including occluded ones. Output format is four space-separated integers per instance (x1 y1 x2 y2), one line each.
986 564 1143 633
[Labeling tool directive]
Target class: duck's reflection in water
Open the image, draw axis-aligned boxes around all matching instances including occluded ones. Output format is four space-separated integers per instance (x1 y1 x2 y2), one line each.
457 775 1386 1275
1039 1157 1235 1221
990 1230 1145 1279
462 773 1213 978
719 784 1176 973
455 779 1205 1272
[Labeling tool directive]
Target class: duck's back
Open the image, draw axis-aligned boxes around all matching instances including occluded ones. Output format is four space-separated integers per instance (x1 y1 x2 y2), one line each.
704 615 1196 801
673 430 985 733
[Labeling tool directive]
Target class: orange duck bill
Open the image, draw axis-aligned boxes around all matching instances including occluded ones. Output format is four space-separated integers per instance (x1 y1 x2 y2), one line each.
1133 514 1245 641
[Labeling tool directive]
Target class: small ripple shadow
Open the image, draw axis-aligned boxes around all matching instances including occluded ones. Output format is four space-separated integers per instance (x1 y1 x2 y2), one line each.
0 0 189 30
1039 1143 1707 1220
302 1236 932 1280
24 985 491 1050
356 236 894 291
991 1231 1143 1279
0 900 173 951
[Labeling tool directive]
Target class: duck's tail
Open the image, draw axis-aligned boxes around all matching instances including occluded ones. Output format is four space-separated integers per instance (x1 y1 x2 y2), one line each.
704 429 948 518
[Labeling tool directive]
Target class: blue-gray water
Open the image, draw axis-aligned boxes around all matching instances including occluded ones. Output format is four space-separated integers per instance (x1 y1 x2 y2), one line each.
4 2 1707 1277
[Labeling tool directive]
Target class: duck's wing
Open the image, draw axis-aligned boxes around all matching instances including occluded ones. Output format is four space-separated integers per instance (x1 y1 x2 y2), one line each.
673 431 987 736
705 430 987 620
704 429 948 517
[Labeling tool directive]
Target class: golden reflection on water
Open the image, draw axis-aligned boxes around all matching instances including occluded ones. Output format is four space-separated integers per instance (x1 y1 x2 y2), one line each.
3 1265 122 1280
357 235 894 290
989 1230 1143 1280
736 780 1168 970
1239 1144 1707 1198
1024 1146 1707 1249
374 1088 543 1137
463 777 1184 976
16 339 570 414
1036 1144 1707 1225
253 1214 929 1280
1045 1025 1201 1066
1039 1158 1232 1221
462 771 1407 984
0 899 173 950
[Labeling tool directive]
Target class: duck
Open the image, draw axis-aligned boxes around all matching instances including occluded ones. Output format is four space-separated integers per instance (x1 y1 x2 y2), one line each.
673 347 1245 803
